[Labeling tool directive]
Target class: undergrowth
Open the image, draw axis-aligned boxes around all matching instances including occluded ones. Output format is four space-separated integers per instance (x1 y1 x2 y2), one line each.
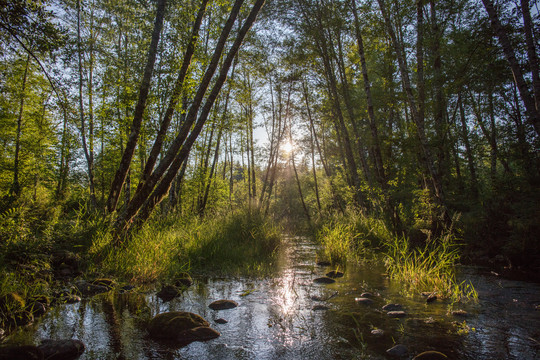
90 207 282 283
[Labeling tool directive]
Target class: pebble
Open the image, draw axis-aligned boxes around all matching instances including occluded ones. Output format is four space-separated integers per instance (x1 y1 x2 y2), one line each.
382 303 403 312
360 292 373 298
355 297 373 305
312 305 329 311
215 318 228 324
371 329 384 336
325 270 344 278
209 299 238 310
451 309 468 317
387 310 407 318
313 277 336 284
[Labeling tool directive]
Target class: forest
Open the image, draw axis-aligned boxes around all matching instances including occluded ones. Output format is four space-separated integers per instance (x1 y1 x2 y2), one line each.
0 0 539 358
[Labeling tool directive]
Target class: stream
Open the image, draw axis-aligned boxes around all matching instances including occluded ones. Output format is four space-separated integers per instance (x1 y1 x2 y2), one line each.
5 236 540 359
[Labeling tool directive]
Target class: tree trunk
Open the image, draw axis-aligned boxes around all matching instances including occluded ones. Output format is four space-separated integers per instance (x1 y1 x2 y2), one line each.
10 54 30 198
482 0 540 136
520 0 540 111
458 95 478 198
106 0 167 212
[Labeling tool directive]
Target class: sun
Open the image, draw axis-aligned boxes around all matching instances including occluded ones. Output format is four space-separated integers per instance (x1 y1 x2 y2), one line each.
282 140 294 155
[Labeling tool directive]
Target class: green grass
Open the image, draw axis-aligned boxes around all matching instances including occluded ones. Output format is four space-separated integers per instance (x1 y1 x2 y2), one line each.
315 209 477 301
383 231 477 301
89 207 282 283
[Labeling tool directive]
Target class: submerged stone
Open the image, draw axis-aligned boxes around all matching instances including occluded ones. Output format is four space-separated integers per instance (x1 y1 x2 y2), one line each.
386 344 408 357
313 277 336 284
74 281 109 297
371 329 384 336
387 310 407 318
382 303 403 312
426 294 438 303
215 318 228 324
316 260 331 266
148 312 210 340
38 339 85 360
360 292 373 298
325 270 344 278
179 326 220 343
451 309 468 317
209 299 238 310
312 305 330 311
355 297 373 305
413 350 448 359
157 285 182 302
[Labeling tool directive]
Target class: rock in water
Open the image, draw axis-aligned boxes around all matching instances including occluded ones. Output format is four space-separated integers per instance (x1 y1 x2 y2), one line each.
382 303 403 311
148 312 210 339
387 311 407 318
316 260 331 266
413 351 448 359
38 339 85 360
355 297 373 305
157 285 181 302
215 318 228 324
451 309 468 317
179 326 220 342
0 345 43 360
386 344 408 357
313 277 336 284
360 292 373 298
209 299 238 310
426 294 437 303
312 305 329 311
325 270 344 278
74 281 109 297
370 329 384 337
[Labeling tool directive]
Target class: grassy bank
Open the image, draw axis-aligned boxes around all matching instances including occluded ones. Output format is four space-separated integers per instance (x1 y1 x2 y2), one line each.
314 209 477 301
0 204 281 330
89 207 282 282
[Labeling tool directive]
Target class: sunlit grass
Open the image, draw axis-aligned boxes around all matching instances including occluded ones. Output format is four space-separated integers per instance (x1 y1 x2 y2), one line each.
315 209 477 302
89 207 282 283
383 233 477 301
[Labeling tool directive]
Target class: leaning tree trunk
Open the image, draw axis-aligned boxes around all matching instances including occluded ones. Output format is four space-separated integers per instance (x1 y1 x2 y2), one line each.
482 0 540 136
106 0 168 212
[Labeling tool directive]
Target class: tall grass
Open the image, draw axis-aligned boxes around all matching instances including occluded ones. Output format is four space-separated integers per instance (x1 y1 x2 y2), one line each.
383 231 477 301
315 208 392 264
316 209 477 301
89 207 282 283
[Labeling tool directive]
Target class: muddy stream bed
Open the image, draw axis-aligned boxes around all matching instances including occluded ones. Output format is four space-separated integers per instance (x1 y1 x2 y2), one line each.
5 236 540 359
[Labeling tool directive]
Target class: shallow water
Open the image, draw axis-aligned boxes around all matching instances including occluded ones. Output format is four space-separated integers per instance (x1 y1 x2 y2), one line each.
6 236 540 359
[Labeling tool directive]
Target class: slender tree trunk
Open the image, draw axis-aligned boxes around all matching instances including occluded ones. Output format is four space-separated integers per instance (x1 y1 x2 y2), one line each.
458 95 478 198
10 54 30 198
482 0 540 136
77 0 97 208
520 0 540 110
106 0 167 212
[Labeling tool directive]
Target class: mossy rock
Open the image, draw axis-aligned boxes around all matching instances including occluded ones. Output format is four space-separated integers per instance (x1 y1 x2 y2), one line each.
413 351 448 359
148 312 210 339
